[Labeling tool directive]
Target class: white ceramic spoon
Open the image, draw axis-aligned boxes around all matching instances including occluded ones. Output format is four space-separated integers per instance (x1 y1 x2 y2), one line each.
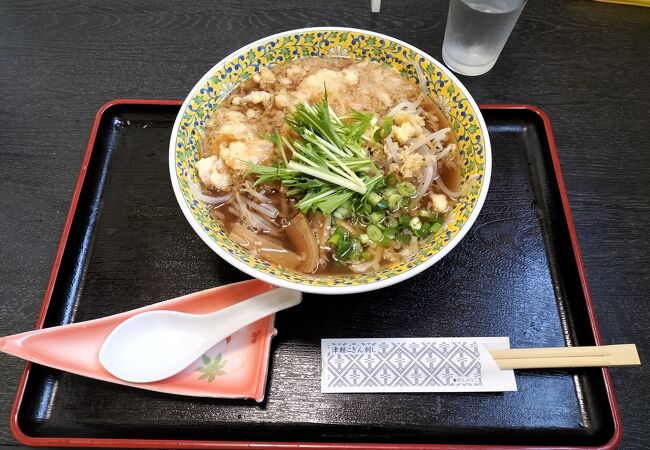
99 288 301 383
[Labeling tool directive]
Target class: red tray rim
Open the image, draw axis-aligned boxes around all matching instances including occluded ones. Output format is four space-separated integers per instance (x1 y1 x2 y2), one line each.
9 99 622 449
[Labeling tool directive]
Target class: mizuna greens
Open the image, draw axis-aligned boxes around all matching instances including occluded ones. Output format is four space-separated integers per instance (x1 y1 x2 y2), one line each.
247 92 385 216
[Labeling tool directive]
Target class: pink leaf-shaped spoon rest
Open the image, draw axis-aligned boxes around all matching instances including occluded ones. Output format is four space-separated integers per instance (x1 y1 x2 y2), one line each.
0 280 282 401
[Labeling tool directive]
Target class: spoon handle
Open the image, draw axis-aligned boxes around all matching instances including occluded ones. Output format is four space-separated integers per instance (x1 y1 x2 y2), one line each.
201 288 302 341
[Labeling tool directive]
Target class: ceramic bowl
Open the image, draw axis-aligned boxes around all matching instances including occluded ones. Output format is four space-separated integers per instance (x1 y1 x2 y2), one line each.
169 27 491 294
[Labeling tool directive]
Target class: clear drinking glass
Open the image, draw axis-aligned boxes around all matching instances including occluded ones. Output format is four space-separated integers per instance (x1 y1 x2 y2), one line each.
442 0 527 76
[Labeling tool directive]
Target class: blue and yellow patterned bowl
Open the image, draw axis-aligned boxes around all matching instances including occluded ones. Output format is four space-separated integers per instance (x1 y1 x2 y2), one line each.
169 27 491 294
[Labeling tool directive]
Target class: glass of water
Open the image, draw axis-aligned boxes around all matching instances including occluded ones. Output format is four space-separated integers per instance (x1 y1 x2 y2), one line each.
442 0 527 76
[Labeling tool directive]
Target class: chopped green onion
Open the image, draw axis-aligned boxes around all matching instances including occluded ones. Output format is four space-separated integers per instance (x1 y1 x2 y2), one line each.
334 226 349 238
370 211 384 223
382 116 393 138
385 216 399 228
380 237 393 247
385 172 398 186
360 233 370 244
382 187 396 199
335 239 353 260
361 250 370 260
399 214 411 227
340 238 363 261
387 193 403 210
334 203 353 219
373 127 383 143
420 223 432 236
372 116 394 143
368 192 383 207
383 227 397 240
367 224 384 242
333 206 349 219
410 216 423 231
431 222 442 233
397 182 417 197
396 232 411 245
328 234 341 246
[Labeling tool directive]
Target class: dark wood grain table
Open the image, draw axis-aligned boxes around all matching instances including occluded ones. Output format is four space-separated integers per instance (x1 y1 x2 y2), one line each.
0 0 648 448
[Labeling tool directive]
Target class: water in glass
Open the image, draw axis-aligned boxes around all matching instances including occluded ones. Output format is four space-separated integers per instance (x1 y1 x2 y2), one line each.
442 0 526 76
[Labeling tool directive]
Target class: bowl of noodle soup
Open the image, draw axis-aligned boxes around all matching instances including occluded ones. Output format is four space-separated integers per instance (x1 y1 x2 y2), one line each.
170 27 491 294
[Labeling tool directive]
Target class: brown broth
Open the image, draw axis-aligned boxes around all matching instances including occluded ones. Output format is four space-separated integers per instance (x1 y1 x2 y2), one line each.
419 97 461 191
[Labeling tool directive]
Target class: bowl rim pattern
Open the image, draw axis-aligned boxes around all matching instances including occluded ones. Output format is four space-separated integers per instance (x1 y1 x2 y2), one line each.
169 26 492 294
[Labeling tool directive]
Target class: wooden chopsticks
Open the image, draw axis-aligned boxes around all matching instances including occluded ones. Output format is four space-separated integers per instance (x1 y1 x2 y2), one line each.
488 344 640 370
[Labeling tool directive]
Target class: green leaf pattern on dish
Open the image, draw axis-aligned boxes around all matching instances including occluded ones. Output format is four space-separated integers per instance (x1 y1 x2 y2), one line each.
196 353 226 382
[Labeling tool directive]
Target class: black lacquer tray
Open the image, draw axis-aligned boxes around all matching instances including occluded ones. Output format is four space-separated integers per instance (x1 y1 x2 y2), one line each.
10 101 619 448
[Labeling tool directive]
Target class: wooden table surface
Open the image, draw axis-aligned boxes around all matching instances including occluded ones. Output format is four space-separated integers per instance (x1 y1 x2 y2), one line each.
0 0 648 448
